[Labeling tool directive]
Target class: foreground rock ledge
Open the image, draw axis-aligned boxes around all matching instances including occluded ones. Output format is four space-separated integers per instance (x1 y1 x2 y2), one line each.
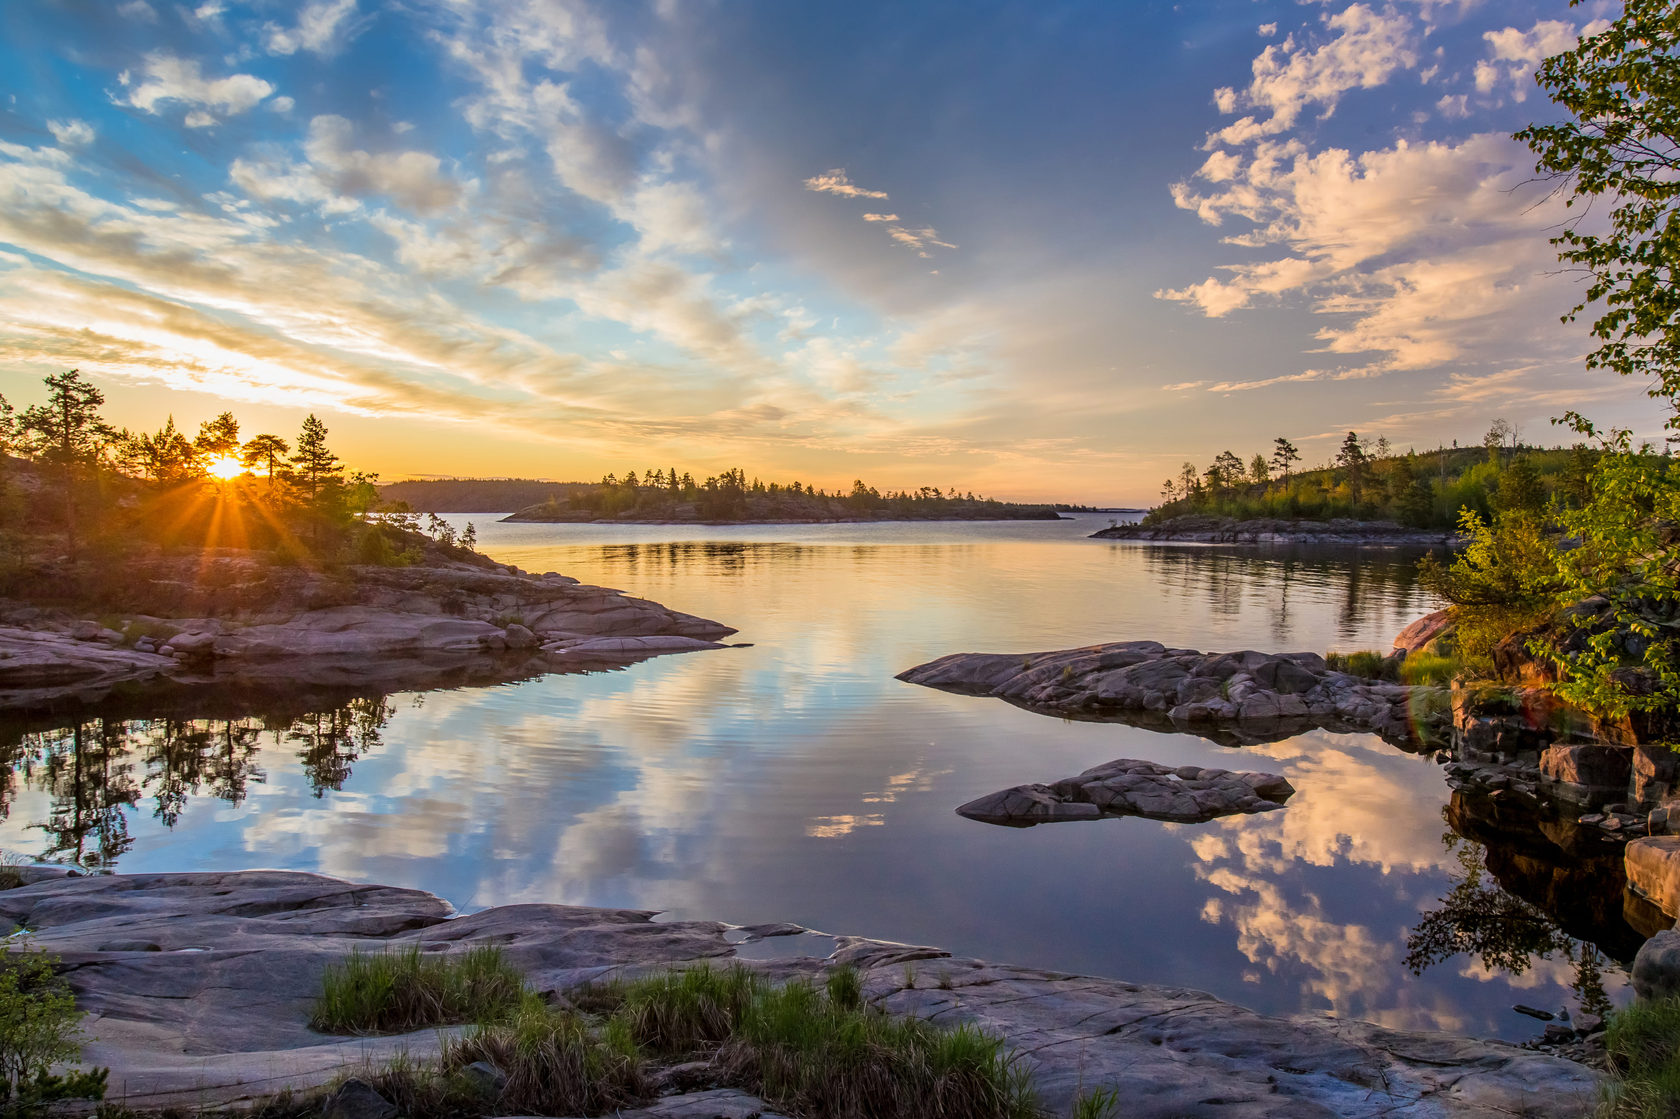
0 558 736 712
1 869 1597 1118
898 641 1450 749
958 758 1294 826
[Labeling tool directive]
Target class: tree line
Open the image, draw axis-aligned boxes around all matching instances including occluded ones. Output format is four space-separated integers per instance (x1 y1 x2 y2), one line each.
0 369 475 584
1146 422 1600 531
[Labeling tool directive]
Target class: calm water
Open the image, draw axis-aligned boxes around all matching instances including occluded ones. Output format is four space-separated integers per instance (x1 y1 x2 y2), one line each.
0 514 1637 1037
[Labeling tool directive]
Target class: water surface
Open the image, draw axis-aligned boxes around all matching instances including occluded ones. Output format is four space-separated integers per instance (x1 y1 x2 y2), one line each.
0 514 1634 1037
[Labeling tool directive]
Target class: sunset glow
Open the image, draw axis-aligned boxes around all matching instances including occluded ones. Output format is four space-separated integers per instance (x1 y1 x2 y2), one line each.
0 2 1657 504
206 455 246 481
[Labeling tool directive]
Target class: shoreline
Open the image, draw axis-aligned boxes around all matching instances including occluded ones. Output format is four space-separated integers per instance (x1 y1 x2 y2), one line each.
500 511 1071 524
1090 514 1458 547
4 867 1602 1117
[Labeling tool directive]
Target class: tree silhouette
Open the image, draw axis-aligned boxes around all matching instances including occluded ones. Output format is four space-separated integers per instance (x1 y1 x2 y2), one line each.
194 412 240 459
240 433 291 489
289 414 343 502
1270 437 1300 481
18 370 118 562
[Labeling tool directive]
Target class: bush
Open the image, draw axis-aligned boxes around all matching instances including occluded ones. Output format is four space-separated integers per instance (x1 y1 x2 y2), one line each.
0 943 105 1113
310 945 527 1035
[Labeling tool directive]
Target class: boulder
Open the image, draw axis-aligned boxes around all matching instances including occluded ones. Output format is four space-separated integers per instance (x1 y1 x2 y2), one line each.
1393 609 1454 656
1627 835 1680 917
1539 744 1632 809
957 759 1293 826
1633 929 1680 1002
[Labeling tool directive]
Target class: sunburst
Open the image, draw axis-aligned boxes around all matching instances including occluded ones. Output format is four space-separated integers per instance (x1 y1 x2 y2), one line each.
206 454 245 481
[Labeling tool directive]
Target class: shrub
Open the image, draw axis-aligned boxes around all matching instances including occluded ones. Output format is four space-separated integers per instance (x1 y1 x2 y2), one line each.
310 945 526 1035
0 942 105 1113
444 996 648 1116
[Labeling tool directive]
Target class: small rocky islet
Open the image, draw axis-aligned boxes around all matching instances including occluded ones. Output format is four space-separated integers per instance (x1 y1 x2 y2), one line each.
0 550 737 713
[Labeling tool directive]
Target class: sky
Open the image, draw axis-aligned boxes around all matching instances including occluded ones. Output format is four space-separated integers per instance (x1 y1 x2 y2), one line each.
0 0 1654 504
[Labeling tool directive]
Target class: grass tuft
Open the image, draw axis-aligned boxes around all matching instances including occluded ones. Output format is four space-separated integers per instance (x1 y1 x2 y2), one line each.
1598 997 1680 1118
1325 649 1394 681
309 944 526 1035
445 995 648 1116
1399 650 1459 686
1072 1084 1121 1119
610 962 762 1052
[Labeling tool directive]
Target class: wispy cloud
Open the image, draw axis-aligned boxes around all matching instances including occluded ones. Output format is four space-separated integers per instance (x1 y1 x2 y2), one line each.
118 53 274 122
802 168 889 200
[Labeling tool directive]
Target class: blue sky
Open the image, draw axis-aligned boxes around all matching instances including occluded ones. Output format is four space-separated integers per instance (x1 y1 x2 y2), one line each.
0 0 1649 503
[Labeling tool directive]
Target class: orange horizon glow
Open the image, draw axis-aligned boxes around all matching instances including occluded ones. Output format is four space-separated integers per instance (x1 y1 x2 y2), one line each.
206 454 246 481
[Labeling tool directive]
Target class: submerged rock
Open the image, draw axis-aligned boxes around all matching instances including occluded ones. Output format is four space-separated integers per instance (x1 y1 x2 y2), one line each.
897 641 1451 750
0 870 1601 1118
958 758 1293 826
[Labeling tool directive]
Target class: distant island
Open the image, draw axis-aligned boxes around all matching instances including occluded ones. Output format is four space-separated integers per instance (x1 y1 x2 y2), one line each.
472 467 1073 523
1094 427 1594 545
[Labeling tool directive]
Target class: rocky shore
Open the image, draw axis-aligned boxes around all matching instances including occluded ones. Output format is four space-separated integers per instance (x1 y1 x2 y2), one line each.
2 869 1601 1118
0 554 736 712
1091 515 1458 547
897 641 1452 750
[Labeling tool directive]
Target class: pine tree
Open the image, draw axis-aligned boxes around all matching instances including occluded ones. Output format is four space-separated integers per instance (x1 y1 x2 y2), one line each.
240 434 291 489
18 370 118 561
289 415 344 502
1270 437 1300 481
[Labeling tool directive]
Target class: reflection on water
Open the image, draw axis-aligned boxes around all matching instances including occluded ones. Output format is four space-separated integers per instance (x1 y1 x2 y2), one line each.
2 697 395 868
0 515 1640 1037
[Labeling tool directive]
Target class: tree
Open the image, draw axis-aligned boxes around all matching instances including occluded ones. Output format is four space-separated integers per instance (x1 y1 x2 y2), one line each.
0 942 106 1109
1336 431 1369 502
1483 419 1515 465
289 414 343 503
194 412 240 459
128 416 201 486
1270 437 1300 481
1249 453 1269 485
240 434 291 488
0 393 14 499
1517 4 1680 425
17 370 118 561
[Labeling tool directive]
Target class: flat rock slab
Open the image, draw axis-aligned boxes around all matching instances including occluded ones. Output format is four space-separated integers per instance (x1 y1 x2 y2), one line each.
898 641 1450 750
0 871 1598 1118
959 758 1294 826
0 560 736 712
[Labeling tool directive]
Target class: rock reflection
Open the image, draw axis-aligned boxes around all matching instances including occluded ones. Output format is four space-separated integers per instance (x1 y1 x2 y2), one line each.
0 695 395 867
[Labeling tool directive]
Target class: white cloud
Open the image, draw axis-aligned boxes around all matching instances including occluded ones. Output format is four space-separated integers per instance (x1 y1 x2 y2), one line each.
120 53 274 121
1259 22 1278 36
234 115 467 216
1208 5 1418 147
802 168 889 200
265 0 363 58
862 212 898 222
117 0 158 21
1160 131 1584 379
884 225 956 259
1476 19 1606 102
47 120 94 146
183 110 216 129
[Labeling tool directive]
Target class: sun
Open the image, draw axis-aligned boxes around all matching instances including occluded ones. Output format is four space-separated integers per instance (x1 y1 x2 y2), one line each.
206 454 245 481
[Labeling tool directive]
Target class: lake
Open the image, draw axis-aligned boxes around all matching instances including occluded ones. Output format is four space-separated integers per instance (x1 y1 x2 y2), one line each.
0 513 1637 1038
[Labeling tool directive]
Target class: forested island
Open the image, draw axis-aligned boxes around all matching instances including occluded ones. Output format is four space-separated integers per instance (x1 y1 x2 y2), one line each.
0 372 734 711
500 467 1068 523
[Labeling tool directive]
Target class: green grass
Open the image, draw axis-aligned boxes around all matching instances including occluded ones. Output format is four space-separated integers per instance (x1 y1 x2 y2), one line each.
1399 650 1459 686
1599 998 1680 1118
309 945 527 1035
312 958 1041 1119
1325 649 1395 681
1072 1085 1121 1119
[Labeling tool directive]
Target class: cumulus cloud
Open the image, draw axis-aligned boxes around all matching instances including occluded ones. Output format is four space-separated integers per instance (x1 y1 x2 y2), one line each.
233 115 467 215
1475 19 1606 101
265 0 363 58
47 120 94 146
1158 125 1587 382
1207 4 1418 147
120 53 274 122
802 168 890 200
